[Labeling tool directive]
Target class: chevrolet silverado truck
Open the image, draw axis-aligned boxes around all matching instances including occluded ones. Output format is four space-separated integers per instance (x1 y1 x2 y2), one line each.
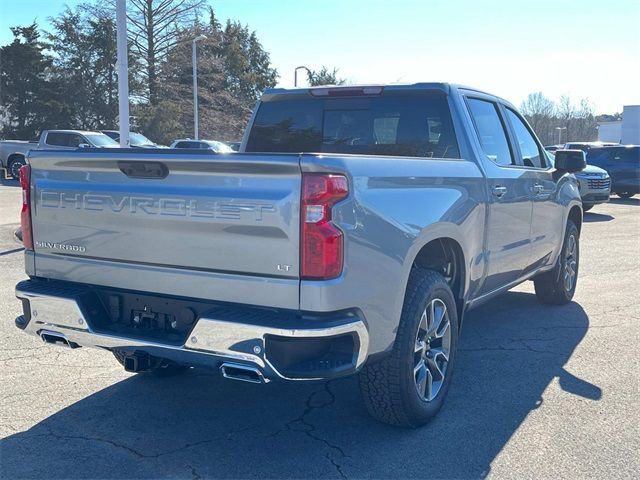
14 83 586 427
1 130 118 179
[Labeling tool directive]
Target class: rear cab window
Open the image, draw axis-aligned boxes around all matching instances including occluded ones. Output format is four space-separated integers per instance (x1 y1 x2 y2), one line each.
245 93 460 158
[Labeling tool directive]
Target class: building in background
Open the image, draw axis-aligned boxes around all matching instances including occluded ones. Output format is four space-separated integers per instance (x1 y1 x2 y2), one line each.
598 105 640 144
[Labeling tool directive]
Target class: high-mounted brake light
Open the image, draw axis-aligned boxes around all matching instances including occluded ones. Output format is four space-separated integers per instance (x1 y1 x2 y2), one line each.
301 174 349 280
19 164 34 250
309 86 384 97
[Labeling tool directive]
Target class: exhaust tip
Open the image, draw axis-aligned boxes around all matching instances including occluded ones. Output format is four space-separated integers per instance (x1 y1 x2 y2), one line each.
40 330 78 348
220 363 266 384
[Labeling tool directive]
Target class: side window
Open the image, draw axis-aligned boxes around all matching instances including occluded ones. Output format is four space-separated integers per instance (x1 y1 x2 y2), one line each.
46 132 70 146
505 109 546 168
175 141 200 148
69 135 84 147
466 98 514 166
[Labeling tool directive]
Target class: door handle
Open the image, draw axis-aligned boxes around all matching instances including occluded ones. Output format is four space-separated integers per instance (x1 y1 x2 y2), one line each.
532 183 544 194
492 185 507 197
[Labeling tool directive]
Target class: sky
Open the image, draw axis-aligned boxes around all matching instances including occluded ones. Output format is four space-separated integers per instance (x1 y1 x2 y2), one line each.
1 0 639 114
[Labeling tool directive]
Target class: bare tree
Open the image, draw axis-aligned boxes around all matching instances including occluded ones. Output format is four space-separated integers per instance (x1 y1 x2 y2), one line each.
520 92 556 144
125 0 206 104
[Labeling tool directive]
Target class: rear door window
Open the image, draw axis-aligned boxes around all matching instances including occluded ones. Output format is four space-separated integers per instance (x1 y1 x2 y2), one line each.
466 98 514 166
45 132 71 146
246 94 460 158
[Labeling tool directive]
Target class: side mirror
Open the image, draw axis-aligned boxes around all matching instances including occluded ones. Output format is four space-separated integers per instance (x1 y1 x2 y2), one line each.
78 143 91 149
554 149 586 173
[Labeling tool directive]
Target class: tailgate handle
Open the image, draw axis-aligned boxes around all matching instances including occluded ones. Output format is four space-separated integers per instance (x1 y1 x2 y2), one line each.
118 161 168 179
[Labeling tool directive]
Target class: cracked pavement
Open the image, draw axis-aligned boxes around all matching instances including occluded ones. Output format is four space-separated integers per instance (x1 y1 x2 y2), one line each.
0 178 638 479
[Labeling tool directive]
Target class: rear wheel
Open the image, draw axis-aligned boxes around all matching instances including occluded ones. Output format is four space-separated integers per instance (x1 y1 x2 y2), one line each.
616 192 635 199
533 219 579 305
8 156 26 179
359 269 459 427
112 351 189 377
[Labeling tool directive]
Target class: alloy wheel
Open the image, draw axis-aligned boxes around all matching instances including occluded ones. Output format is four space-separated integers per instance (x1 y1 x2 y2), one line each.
414 298 451 402
563 234 577 292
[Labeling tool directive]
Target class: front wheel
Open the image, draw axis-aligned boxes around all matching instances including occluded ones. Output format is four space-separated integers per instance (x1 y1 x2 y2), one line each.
359 269 459 427
616 192 635 199
533 219 579 305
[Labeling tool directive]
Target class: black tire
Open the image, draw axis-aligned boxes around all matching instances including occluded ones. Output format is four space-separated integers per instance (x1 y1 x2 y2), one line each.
582 204 593 212
8 156 26 179
359 269 459 427
533 219 579 305
616 192 635 199
112 351 189 377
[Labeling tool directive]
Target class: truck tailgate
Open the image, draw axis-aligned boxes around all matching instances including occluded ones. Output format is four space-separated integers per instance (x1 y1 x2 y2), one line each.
28 150 301 308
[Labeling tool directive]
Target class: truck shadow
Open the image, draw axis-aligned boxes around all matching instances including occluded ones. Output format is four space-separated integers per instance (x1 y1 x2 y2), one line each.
0 291 598 479
609 197 639 206
583 212 614 222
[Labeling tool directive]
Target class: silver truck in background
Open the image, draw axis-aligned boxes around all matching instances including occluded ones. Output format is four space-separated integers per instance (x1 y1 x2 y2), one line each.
14 83 586 427
1 130 118 178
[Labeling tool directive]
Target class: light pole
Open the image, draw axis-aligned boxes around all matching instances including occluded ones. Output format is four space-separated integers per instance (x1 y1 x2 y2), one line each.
115 0 130 147
192 34 207 140
556 126 567 145
294 66 311 87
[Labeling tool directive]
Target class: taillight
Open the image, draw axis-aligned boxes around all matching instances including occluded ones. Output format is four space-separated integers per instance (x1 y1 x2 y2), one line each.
301 174 348 280
19 164 33 250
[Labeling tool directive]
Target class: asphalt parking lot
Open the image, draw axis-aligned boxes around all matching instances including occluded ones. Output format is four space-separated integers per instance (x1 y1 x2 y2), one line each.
0 177 638 479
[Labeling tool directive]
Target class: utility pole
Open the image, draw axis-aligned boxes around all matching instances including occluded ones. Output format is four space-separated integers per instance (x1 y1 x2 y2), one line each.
116 0 130 147
556 126 567 145
192 35 207 140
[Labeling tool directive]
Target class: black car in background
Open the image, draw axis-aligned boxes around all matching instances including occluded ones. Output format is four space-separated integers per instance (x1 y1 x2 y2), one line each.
586 146 640 199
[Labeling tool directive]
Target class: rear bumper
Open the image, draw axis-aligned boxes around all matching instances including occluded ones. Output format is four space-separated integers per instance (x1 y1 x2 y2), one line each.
15 279 369 382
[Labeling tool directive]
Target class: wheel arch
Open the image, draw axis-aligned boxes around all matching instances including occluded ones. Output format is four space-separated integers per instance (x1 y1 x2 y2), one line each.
568 204 582 233
410 237 466 325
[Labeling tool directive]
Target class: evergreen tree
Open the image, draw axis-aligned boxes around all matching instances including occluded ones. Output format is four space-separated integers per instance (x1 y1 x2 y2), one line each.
0 24 52 139
307 66 346 86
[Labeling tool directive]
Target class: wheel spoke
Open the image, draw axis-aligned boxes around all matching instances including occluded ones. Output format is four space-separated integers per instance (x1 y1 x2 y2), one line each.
426 368 434 401
427 356 444 381
431 346 449 363
415 361 428 398
419 309 428 334
428 300 447 337
415 338 426 354
434 317 450 339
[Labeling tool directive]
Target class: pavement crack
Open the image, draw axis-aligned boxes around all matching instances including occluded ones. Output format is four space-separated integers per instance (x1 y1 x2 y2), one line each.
185 463 202 480
23 424 254 460
269 380 350 478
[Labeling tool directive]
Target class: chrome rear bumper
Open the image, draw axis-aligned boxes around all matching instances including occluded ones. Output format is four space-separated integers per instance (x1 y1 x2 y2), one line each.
15 279 369 382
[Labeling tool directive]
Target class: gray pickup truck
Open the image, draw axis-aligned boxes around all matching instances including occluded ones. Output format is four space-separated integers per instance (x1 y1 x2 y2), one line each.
14 83 586 427
1 130 118 178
